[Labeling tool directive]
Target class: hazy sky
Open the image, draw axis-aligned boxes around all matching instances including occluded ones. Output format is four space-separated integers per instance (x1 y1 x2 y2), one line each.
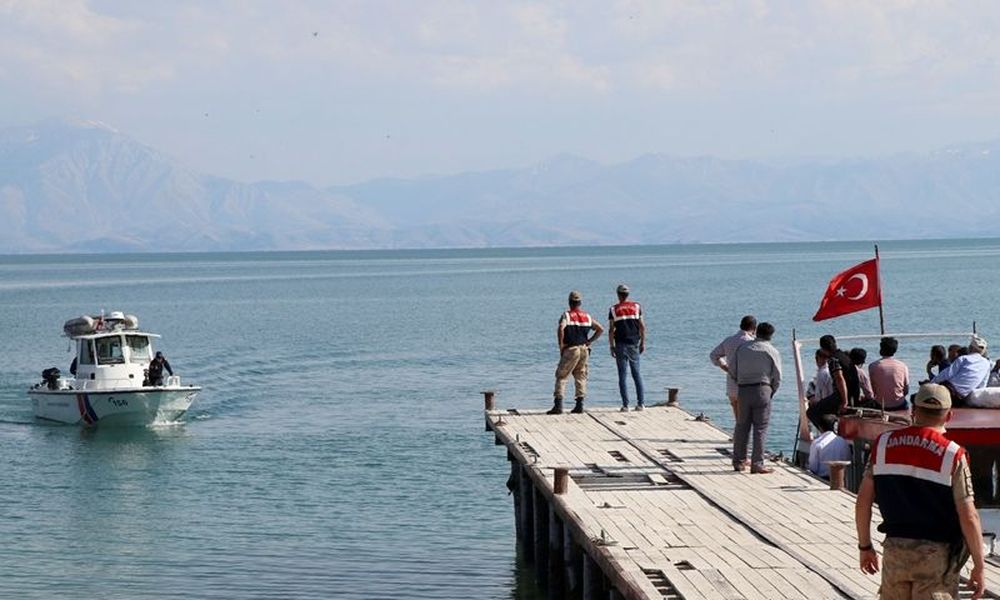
3 1 1000 186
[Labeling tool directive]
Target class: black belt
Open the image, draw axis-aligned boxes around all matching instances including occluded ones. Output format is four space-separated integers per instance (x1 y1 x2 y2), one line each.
738 382 771 388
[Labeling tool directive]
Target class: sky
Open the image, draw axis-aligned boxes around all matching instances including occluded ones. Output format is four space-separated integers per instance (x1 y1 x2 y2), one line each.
3 0 1000 186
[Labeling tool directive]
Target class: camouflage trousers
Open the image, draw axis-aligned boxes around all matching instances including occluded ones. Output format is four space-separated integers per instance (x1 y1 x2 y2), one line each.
554 346 589 400
880 537 967 600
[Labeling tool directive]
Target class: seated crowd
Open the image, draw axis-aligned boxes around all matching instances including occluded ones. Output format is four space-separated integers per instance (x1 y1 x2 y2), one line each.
805 333 1000 478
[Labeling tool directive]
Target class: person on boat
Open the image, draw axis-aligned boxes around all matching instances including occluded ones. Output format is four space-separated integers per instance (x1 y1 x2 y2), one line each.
931 335 990 407
868 337 910 410
849 347 876 404
924 344 950 382
709 315 757 420
608 284 646 412
989 359 1000 388
806 348 832 404
950 344 967 361
147 351 174 387
547 290 603 415
807 415 851 479
730 321 781 474
806 335 861 430
855 383 985 600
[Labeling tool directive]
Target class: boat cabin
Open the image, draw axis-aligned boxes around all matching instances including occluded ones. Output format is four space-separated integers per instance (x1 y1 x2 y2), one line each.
63 312 162 390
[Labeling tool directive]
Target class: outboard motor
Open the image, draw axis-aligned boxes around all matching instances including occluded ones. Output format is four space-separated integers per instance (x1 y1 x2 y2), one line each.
42 367 61 390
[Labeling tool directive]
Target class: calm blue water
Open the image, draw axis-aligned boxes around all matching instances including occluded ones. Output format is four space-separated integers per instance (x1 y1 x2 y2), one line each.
1 239 999 598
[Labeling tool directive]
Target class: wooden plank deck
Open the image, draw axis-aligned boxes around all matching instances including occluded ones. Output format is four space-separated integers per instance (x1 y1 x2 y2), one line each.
486 403 1000 600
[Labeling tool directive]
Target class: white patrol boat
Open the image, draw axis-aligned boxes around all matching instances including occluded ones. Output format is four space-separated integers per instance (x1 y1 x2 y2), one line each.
27 312 200 426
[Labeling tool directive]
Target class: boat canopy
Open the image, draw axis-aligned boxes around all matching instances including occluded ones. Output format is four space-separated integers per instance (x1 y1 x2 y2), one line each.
73 331 161 340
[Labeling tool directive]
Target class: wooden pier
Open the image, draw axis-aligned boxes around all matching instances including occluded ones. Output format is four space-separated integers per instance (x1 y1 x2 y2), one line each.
484 398 1000 599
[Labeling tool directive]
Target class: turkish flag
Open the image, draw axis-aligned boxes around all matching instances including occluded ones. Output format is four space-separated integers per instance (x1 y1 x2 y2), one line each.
812 259 881 322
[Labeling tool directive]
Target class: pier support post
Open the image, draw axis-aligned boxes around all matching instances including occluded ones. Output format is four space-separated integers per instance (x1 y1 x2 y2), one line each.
548 507 565 599
510 459 523 543
483 390 496 431
521 465 535 563
582 554 605 600
534 486 550 588
565 527 582 597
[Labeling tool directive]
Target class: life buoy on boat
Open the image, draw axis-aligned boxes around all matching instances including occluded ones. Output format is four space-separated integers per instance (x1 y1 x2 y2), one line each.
63 315 96 336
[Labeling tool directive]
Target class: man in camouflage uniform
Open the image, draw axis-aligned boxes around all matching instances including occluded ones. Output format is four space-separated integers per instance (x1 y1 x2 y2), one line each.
855 383 985 599
547 290 603 415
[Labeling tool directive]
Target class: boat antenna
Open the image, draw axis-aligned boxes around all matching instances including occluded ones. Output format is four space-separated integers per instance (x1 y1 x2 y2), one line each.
875 243 885 335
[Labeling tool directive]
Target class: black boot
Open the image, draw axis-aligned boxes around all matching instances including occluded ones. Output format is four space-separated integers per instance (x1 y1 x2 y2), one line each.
546 398 564 415
571 398 585 414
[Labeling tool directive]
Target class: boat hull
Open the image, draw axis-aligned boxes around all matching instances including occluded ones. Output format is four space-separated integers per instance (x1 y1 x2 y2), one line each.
839 408 1000 446
28 387 200 426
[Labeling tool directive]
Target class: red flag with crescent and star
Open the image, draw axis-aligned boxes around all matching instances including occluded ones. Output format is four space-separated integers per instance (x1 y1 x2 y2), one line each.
812 258 882 321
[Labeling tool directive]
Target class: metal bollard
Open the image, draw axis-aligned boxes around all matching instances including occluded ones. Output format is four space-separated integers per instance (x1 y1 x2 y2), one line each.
827 461 851 490
667 387 679 405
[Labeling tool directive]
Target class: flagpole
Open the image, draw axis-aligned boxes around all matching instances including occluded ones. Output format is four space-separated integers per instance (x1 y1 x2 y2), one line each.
875 243 885 335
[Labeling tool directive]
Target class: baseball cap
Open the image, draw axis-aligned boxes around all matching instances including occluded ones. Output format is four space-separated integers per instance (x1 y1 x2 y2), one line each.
568 290 582 303
914 383 951 410
616 284 630 294
970 334 988 353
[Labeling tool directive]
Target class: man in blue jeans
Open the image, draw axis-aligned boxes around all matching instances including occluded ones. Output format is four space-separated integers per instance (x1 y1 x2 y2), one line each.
608 284 646 411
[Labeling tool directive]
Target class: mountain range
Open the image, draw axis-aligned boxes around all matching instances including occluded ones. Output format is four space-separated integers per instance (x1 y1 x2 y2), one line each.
2 118 999 253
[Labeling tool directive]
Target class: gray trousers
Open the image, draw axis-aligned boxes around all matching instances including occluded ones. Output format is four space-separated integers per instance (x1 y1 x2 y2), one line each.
732 384 772 468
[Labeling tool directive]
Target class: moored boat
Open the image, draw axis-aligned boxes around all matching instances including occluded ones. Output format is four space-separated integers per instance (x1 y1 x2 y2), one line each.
27 312 200 426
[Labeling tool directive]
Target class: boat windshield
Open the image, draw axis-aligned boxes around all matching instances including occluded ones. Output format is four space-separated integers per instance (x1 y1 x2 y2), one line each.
95 336 125 365
126 335 152 363
79 339 95 365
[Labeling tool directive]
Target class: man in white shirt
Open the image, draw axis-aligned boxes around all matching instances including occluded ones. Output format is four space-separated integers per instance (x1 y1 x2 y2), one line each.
709 315 757 419
807 349 832 404
808 416 852 479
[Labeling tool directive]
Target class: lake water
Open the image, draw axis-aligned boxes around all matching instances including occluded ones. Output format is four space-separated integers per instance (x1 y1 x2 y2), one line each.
1 239 999 598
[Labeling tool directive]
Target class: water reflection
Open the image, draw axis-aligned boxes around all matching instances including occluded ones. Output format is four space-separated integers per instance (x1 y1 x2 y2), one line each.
509 546 546 600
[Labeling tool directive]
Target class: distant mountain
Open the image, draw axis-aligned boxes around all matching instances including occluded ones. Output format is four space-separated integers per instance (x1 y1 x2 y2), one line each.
0 119 387 253
2 119 1000 253
332 147 1000 247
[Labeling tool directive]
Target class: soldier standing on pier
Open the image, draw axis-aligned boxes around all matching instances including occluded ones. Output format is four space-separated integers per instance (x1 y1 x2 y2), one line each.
547 290 603 415
608 284 646 412
855 383 985 599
